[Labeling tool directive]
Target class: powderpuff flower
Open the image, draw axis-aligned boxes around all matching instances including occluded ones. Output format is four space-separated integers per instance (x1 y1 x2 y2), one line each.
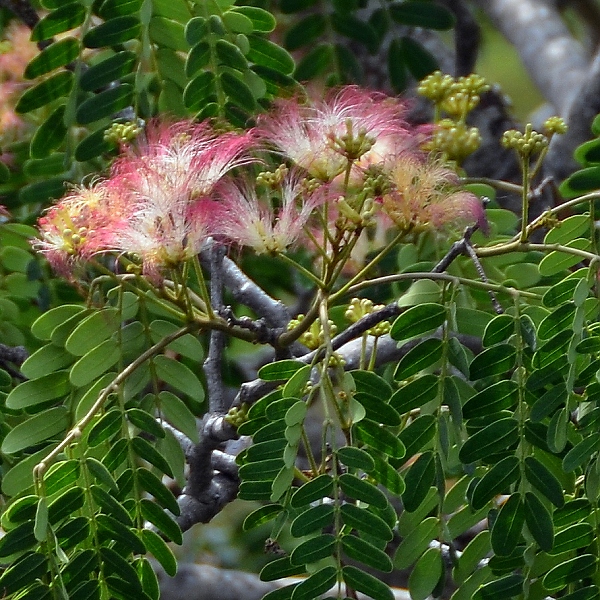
104 121 255 280
112 120 254 199
34 182 116 277
256 86 414 181
380 155 486 233
212 174 322 254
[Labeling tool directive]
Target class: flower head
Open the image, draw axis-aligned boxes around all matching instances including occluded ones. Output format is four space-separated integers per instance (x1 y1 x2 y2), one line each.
34 182 115 277
213 172 322 254
380 155 486 233
35 120 256 281
256 86 414 181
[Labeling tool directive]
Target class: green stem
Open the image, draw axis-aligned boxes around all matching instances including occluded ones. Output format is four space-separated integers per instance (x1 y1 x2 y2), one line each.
346 271 541 300
277 252 325 288
330 230 406 303
520 158 530 243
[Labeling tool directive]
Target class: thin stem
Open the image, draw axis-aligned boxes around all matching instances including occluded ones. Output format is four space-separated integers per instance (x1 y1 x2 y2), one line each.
460 176 524 195
346 272 541 300
277 252 325 288
520 158 530 242
330 230 406 303
34 323 200 478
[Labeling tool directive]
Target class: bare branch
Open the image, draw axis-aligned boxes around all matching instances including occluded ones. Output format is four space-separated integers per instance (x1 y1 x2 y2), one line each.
474 0 589 115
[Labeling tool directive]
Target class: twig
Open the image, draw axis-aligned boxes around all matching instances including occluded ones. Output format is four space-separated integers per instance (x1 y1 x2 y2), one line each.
463 241 504 314
432 224 480 273
201 243 290 329
204 242 227 413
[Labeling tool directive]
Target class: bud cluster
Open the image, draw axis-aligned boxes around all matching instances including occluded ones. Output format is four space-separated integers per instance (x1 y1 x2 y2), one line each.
426 120 481 164
256 164 289 188
345 298 391 336
287 315 337 350
501 123 548 158
104 121 143 146
329 119 376 162
225 403 249 428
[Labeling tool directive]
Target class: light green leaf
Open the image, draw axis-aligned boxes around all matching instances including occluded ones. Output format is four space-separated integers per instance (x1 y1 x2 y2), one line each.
2 407 69 454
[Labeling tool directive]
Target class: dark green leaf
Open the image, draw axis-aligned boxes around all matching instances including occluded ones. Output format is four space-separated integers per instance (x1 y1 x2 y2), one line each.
469 344 516 380
290 534 336 565
355 419 406 458
291 474 333 507
140 498 182 544
339 473 388 509
290 504 334 538
76 84 133 124
80 51 136 91
284 14 326 51
74 126 113 161
215 38 248 71
140 530 177 577
402 451 436 512
401 36 438 80
549 523 594 555
482 314 514 347
390 303 445 341
25 38 80 79
99 0 142 18
459 418 518 464
220 71 257 111
243 504 283 531
463 381 518 420
355 393 401 426
524 491 554 552
131 436 174 477
0 553 47 596
247 35 295 74
260 556 305 582
88 409 121 447
343 565 393 600
543 278 579 308
15 71 73 113
31 4 85 41
137 468 179 515
389 1 455 29
44 459 79 496
390 375 438 414
342 534 393 572
471 456 520 510
259 360 306 382
524 456 564 508
394 338 443 380
340 503 393 541
543 554 597 591
0 521 36 557
48 486 85 524
295 43 333 80
86 457 118 492
90 486 133 525
337 447 375 472
530 383 567 423
291 566 336 600
398 414 436 460
97 513 145 554
83 16 141 48
491 493 525 556
388 38 407 92
474 574 524 600
563 433 600 472
331 12 378 52
154 355 204 402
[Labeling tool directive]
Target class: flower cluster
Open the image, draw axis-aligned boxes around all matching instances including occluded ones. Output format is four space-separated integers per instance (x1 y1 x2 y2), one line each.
35 86 485 281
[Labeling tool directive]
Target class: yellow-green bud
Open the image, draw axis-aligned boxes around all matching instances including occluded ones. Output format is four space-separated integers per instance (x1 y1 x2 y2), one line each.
543 116 568 136
501 124 548 157
417 71 455 103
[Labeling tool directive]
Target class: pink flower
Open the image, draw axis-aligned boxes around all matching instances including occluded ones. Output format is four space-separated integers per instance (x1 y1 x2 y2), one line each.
34 182 115 277
35 120 256 281
256 86 414 181
380 155 486 233
212 173 322 254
